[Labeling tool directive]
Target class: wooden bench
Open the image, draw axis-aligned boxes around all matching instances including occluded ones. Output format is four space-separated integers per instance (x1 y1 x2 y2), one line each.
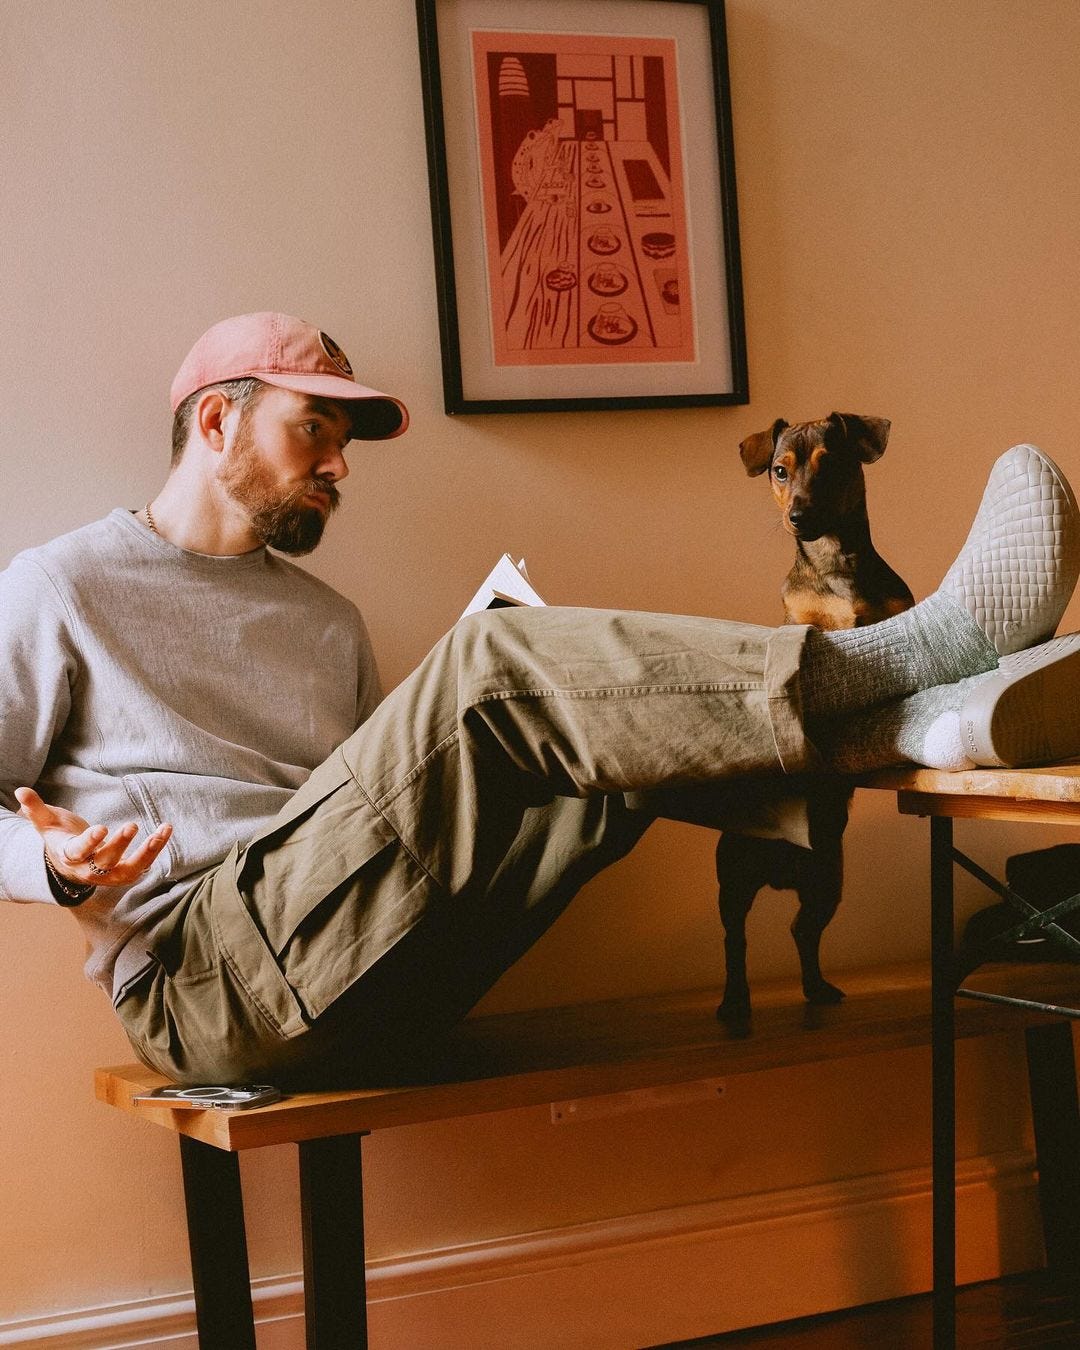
96 959 1080 1350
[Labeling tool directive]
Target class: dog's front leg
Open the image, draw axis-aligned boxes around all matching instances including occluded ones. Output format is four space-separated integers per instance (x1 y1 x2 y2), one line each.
792 840 846 1006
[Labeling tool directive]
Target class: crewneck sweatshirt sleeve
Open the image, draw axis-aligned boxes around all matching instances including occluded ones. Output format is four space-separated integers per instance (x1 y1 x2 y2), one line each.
0 556 79 905
355 612 383 726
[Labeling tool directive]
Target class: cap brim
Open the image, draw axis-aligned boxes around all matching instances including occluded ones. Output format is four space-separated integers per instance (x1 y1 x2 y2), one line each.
257 371 409 440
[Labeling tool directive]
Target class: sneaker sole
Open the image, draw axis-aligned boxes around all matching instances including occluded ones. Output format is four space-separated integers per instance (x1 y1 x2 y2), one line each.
960 633 1080 767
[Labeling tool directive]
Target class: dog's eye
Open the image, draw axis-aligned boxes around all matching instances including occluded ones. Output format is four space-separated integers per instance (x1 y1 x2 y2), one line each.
772 464 788 483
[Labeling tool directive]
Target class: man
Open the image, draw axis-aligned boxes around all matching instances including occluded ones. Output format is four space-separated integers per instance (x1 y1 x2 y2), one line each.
3 311 1079 1088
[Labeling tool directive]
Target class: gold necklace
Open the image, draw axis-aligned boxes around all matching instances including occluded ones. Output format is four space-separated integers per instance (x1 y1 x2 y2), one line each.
144 501 159 535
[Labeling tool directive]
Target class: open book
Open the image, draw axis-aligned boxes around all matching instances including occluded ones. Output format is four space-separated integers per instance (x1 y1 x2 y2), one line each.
461 554 546 618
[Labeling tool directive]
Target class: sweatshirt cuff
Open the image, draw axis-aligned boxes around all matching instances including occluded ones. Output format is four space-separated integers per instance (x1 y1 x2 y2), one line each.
0 816 60 905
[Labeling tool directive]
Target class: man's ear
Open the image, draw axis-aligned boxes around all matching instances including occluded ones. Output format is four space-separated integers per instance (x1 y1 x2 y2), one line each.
828 412 890 463
194 390 232 452
739 419 788 476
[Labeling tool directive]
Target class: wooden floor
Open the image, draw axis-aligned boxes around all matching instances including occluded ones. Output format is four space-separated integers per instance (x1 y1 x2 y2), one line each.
653 1273 1080 1348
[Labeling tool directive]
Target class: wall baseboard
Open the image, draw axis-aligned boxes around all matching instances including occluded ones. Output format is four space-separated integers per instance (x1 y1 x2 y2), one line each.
1 1150 1043 1350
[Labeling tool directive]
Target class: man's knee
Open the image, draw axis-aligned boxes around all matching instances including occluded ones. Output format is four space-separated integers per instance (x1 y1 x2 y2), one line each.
438 607 534 696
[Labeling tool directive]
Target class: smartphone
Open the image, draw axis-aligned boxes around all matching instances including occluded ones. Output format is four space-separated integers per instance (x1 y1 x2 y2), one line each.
132 1084 282 1111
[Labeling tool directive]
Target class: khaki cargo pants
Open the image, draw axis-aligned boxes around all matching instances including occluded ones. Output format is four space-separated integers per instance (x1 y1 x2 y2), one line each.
118 607 814 1087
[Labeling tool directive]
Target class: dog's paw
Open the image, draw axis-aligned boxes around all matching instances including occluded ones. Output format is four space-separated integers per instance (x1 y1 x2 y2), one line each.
804 978 845 1006
717 995 753 1038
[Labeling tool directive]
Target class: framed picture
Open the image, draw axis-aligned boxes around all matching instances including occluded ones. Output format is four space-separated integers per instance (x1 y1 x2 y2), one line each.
416 0 748 414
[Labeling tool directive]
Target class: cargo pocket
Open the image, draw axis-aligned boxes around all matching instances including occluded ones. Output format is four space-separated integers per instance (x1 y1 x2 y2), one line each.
207 852 310 1040
217 757 437 1030
278 841 437 1022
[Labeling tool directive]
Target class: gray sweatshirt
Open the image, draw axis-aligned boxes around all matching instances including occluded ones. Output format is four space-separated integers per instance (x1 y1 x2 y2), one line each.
0 509 381 1001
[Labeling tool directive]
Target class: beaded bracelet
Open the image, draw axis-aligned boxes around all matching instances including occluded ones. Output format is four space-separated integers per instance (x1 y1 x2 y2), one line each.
43 849 96 907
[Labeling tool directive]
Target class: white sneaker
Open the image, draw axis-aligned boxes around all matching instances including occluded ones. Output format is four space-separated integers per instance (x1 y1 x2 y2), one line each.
939 444 1080 656
959 630 1080 766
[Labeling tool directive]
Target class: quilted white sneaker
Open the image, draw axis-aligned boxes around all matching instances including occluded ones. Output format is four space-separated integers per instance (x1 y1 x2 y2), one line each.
939 444 1080 656
959 630 1080 766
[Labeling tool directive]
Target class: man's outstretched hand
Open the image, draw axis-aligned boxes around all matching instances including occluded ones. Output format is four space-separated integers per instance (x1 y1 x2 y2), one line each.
14 786 173 889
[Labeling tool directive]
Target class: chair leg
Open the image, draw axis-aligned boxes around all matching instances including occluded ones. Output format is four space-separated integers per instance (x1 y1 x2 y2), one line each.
1025 1020 1080 1274
299 1132 369 1349
178 1135 257 1350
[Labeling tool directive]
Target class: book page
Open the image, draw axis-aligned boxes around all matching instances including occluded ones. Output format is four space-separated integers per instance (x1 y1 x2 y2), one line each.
461 554 546 618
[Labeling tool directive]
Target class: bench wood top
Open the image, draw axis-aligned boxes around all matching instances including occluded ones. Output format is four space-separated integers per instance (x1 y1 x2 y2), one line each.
96 960 1079 1151
861 761 1080 825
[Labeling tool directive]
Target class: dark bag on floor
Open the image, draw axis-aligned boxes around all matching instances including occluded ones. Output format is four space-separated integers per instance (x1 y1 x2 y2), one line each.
961 844 1080 964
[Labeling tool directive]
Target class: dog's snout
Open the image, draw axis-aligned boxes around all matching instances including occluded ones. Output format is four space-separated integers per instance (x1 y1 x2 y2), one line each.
787 502 824 540
787 503 813 533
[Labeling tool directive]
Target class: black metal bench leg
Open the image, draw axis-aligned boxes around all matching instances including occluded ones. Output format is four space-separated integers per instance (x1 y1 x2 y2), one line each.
299 1132 369 1349
1025 1020 1080 1274
931 815 957 1348
178 1135 257 1350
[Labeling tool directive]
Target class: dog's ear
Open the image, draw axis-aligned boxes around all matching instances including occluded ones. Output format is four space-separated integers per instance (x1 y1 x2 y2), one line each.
828 413 890 463
739 419 789 476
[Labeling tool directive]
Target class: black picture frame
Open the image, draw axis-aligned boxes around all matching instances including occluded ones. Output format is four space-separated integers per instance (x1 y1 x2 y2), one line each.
416 0 748 414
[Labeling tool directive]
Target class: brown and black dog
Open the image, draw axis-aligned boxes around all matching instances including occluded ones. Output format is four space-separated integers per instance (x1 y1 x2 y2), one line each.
715 412 913 1034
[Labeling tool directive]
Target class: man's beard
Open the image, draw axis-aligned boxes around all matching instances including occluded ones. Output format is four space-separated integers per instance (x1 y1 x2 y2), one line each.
219 419 341 556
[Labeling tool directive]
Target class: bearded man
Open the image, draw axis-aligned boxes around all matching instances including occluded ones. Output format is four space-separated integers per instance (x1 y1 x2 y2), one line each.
3 310 1079 1088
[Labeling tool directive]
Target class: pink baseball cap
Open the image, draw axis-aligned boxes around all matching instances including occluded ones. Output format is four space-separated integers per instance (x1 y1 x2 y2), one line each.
170 312 409 440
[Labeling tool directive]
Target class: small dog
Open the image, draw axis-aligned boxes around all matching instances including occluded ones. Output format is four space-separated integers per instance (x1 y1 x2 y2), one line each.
716 412 914 1034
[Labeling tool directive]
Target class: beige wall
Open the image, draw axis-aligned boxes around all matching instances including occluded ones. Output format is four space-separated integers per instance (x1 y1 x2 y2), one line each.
3 0 1080 1336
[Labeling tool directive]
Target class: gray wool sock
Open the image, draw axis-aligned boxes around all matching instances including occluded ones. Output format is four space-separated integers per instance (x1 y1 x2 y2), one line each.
818 669 999 773
800 592 999 718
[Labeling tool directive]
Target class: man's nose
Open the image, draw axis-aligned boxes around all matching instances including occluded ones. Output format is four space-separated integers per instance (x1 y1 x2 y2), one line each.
319 448 350 482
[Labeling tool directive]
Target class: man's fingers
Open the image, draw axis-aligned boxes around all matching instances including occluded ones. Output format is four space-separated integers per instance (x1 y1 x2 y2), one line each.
16 787 89 838
60 824 110 864
114 825 173 877
15 787 173 888
14 786 50 825
84 823 137 870
91 824 173 883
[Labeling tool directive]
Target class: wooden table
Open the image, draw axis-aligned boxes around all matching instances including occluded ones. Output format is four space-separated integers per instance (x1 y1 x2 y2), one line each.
861 763 1080 1349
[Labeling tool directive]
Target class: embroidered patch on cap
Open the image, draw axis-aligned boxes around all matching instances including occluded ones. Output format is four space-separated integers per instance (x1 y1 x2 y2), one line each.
319 331 354 377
